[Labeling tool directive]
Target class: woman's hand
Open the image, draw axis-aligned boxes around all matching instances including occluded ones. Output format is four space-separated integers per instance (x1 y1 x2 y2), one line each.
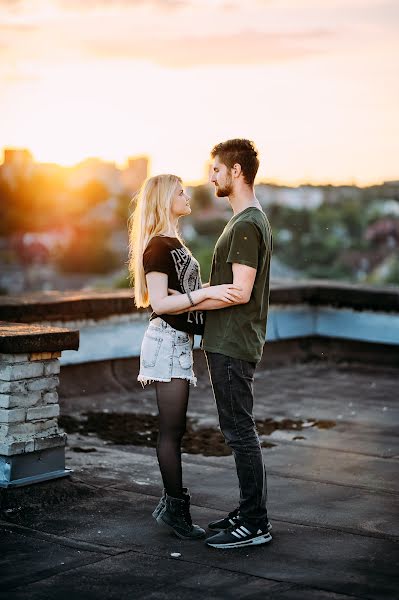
167 284 242 305
206 284 243 303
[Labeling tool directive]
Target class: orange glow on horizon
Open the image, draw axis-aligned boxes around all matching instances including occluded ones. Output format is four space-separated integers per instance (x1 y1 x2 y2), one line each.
1 145 394 189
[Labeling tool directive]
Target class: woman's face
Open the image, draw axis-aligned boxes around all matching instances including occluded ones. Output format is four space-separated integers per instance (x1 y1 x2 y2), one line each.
171 183 191 218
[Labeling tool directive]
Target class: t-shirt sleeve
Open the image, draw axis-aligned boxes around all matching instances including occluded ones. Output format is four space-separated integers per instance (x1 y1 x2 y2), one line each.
143 238 171 276
226 220 260 269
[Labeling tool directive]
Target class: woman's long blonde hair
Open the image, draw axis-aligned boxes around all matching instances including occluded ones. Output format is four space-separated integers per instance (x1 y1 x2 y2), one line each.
128 174 183 308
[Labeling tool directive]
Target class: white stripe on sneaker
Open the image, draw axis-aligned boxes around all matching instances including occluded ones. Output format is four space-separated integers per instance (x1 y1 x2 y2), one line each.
228 518 236 525
239 526 251 535
232 529 245 538
236 528 249 538
231 531 242 539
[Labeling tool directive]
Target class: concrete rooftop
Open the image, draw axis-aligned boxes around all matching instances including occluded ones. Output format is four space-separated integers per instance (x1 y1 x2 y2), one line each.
1 356 398 600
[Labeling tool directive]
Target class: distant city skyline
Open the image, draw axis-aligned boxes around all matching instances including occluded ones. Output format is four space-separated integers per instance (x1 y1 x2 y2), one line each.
2 145 398 189
1 0 398 185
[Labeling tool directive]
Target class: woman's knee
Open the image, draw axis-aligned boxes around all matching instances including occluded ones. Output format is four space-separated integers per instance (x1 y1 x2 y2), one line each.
158 425 186 443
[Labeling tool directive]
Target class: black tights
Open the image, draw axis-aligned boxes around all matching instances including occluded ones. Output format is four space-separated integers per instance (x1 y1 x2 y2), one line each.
155 378 189 499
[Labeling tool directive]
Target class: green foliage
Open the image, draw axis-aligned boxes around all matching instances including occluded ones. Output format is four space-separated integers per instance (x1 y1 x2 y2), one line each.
385 257 399 285
55 226 119 274
2 171 398 286
114 269 131 288
187 236 218 282
190 185 214 213
267 192 382 281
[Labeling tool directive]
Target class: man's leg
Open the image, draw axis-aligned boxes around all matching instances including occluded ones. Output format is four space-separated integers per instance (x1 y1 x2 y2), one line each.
205 351 268 525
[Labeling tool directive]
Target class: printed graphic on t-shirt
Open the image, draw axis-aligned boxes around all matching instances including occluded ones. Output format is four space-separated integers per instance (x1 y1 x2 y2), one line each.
170 247 204 327
170 247 201 292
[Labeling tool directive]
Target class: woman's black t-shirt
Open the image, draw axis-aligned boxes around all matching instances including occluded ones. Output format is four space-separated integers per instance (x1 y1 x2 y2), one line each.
143 236 205 335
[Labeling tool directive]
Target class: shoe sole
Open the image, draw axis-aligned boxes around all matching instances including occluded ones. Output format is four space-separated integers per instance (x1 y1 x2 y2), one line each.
206 532 272 549
209 522 273 533
156 514 206 540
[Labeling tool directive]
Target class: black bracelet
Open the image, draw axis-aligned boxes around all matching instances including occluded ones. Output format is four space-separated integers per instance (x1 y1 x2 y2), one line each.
186 290 195 307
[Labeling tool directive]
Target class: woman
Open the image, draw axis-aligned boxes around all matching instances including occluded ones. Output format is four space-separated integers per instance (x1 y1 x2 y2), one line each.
128 174 241 540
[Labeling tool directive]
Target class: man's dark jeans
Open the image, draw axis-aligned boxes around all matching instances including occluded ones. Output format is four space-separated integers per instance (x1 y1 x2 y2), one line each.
205 351 268 525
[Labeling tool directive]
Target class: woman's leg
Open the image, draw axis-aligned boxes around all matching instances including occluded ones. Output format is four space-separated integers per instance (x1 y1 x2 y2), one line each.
155 378 189 499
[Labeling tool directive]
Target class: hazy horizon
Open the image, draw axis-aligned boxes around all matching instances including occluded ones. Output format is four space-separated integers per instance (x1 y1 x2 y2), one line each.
1 145 398 188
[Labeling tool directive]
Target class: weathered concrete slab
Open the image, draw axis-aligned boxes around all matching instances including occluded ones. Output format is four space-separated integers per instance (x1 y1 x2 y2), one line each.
0 550 380 600
0 527 106 592
265 444 399 494
62 443 399 539
265 424 398 458
1 361 398 599
2 488 397 600
61 362 399 428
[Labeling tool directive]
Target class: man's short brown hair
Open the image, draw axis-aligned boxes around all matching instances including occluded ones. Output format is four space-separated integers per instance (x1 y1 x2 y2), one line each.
211 139 259 186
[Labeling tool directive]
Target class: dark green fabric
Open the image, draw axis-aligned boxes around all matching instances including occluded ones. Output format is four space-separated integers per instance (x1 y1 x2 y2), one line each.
202 207 272 363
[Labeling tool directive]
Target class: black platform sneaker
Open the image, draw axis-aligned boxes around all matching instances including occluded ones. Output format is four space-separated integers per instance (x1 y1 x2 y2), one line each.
208 508 272 533
205 520 272 549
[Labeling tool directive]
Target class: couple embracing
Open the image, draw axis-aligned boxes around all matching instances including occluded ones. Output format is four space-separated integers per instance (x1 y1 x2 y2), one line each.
128 139 273 549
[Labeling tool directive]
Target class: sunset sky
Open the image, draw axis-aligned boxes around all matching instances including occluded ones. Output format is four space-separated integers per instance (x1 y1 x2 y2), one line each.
1 0 398 185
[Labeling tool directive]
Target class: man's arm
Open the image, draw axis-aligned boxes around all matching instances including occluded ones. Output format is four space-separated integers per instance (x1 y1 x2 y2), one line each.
147 272 241 314
171 263 256 313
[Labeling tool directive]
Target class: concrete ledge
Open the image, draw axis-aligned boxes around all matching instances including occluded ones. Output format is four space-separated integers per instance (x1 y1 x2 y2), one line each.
0 283 397 368
271 280 399 312
0 322 79 354
0 280 398 323
267 307 399 346
57 305 399 366
0 290 139 323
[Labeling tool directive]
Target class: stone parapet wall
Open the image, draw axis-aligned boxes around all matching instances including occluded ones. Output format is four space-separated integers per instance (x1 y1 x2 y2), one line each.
0 281 398 325
0 321 78 487
0 351 66 457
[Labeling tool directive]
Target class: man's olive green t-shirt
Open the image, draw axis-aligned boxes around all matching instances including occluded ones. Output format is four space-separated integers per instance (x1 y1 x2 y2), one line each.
202 207 273 364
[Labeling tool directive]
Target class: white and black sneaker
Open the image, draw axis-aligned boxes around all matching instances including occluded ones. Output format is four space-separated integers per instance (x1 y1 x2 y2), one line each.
208 508 272 533
206 520 272 549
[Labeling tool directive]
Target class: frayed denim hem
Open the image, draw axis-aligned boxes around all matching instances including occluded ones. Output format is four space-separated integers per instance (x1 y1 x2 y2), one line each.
137 375 197 388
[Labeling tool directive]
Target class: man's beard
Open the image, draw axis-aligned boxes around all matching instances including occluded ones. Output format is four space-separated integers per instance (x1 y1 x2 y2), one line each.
215 173 233 197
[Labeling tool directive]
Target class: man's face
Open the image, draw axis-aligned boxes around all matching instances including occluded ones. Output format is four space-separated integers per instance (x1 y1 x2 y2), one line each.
210 155 233 198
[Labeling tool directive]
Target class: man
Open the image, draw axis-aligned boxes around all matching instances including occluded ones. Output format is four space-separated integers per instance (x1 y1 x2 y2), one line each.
191 139 273 548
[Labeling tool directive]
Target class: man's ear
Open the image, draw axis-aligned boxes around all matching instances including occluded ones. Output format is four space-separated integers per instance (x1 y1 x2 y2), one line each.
232 163 242 178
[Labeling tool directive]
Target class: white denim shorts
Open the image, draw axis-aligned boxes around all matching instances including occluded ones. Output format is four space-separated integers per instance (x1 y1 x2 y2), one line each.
138 317 197 387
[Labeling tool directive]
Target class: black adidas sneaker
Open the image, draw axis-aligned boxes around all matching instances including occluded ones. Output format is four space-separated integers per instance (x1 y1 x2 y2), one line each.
208 508 272 533
205 520 272 549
